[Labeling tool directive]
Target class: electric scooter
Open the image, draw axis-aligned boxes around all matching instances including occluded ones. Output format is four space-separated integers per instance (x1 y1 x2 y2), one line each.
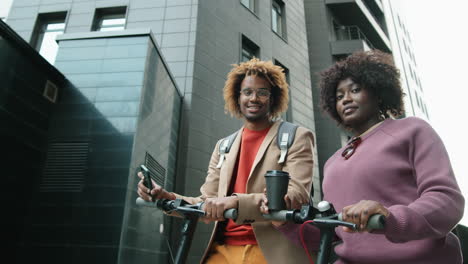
136 198 384 264
262 201 385 264
137 164 384 264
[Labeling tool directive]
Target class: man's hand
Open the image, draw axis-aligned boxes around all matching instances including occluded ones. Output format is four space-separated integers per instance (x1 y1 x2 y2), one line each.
137 171 176 201
202 196 239 223
341 200 389 232
260 193 287 227
260 188 305 227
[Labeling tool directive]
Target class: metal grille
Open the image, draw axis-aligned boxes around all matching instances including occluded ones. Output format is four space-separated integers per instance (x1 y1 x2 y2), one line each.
145 153 165 187
40 141 89 192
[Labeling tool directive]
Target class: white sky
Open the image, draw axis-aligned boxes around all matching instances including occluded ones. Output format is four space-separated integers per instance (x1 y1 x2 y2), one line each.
0 0 12 18
396 0 468 225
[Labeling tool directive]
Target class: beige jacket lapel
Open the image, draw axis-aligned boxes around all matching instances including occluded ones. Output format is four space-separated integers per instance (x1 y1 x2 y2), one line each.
247 121 281 183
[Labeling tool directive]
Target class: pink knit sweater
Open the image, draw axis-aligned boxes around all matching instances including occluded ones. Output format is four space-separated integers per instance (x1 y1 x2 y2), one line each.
278 117 464 264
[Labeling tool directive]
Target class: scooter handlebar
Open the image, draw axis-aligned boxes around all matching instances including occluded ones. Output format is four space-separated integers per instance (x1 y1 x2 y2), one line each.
136 197 238 220
261 208 385 231
337 213 385 230
223 208 238 220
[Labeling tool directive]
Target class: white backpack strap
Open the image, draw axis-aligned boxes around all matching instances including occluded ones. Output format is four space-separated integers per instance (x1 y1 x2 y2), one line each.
277 121 298 164
216 131 239 168
216 139 230 168
278 132 289 163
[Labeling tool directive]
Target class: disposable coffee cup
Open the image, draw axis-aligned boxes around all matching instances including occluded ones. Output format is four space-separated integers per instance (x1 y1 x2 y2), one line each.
265 170 290 211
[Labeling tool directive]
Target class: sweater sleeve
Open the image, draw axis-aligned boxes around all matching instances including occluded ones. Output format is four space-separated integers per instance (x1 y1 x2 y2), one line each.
384 119 465 243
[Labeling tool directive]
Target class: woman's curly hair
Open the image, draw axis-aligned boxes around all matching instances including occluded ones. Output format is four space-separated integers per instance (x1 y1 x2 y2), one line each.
319 50 405 125
224 58 289 119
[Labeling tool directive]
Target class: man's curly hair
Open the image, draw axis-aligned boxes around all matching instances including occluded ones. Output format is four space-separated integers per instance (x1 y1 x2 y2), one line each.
224 58 289 119
319 50 405 125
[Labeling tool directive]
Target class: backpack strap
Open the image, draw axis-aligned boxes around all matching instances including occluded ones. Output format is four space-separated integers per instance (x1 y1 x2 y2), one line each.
277 121 298 164
216 121 298 167
216 130 239 168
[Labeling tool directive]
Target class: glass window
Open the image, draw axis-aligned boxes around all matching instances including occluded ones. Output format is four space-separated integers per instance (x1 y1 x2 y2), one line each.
32 12 67 65
272 0 285 38
241 35 259 62
241 0 255 13
242 47 255 62
92 6 126 32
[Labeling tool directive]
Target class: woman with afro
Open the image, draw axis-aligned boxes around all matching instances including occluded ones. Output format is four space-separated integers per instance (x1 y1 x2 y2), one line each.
263 50 464 263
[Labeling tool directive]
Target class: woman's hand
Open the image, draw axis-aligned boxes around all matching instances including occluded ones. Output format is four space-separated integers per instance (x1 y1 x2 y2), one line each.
137 171 176 201
341 200 389 232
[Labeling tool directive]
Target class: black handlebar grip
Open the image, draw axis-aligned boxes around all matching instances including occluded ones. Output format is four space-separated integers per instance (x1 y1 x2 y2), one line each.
136 198 238 220
224 208 238 220
338 213 385 230
262 211 289 221
198 202 238 220
366 214 385 230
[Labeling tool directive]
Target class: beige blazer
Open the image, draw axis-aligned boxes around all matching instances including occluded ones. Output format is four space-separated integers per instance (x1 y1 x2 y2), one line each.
176 121 315 264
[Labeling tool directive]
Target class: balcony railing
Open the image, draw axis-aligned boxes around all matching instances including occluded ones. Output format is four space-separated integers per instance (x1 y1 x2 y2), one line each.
362 0 386 32
334 25 374 50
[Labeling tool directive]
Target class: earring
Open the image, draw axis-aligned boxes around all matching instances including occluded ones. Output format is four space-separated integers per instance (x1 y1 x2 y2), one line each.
379 110 386 121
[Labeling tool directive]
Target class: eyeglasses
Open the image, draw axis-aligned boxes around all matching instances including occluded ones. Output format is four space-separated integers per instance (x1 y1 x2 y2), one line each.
240 88 271 99
341 136 362 160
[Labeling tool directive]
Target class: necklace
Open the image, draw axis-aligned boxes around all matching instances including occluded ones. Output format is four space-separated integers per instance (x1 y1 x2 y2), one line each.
341 120 385 160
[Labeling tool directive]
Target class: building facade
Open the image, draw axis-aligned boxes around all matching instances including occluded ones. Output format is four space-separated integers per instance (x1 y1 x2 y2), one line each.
382 0 429 119
304 0 393 181
4 0 316 263
1 17 182 264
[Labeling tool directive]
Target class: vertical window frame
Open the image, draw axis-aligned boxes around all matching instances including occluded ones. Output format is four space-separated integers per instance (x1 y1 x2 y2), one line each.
30 11 67 65
240 34 260 62
240 0 256 14
91 6 127 32
271 0 287 40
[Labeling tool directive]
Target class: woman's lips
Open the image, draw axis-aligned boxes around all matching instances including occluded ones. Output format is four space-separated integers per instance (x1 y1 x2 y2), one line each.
343 107 357 115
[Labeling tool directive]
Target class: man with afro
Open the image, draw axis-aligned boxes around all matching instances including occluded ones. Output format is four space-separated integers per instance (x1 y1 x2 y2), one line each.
137 58 315 263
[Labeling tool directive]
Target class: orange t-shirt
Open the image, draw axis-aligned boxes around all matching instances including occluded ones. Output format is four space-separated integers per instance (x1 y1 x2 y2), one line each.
223 126 271 245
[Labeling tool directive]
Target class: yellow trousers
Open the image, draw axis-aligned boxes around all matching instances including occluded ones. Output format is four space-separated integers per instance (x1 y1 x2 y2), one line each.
205 243 267 264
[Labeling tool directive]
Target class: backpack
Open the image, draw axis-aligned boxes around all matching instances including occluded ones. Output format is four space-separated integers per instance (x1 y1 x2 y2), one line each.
215 121 298 168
